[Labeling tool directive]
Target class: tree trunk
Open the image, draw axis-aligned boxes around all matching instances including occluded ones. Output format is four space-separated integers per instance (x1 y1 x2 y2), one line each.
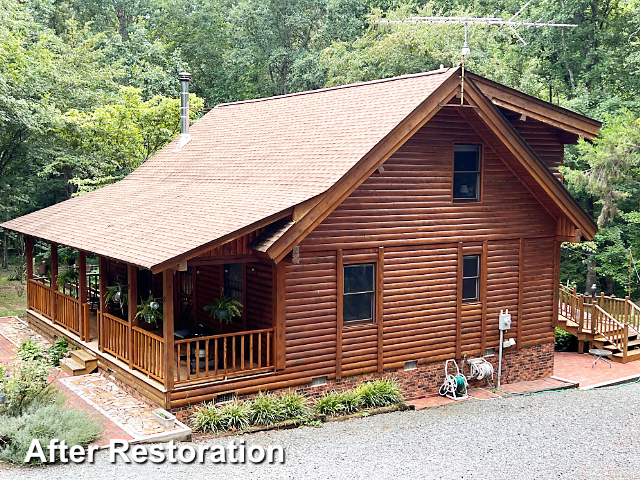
2 212 8 269
585 257 596 295
606 276 614 296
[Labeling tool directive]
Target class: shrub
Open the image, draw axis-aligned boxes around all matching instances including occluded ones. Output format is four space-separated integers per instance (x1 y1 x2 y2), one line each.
315 391 359 416
249 392 283 426
279 391 310 420
45 338 70 367
1 360 57 416
219 400 251 431
17 340 44 362
555 327 576 351
356 379 402 408
0 397 102 465
191 402 227 434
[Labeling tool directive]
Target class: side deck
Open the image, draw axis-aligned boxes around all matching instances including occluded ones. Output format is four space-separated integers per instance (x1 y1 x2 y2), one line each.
558 286 640 363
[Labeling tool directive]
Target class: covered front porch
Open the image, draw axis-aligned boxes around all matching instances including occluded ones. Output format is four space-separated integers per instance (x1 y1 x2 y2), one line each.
24 236 278 402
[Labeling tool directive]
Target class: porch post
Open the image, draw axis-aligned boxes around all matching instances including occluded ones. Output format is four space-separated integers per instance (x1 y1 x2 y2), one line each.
127 264 137 369
274 261 286 370
50 242 58 322
163 269 175 391
98 256 108 352
25 236 33 310
78 251 87 341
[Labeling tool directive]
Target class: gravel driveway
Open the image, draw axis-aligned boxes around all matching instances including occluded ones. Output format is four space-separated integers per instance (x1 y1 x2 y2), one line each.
3 384 640 480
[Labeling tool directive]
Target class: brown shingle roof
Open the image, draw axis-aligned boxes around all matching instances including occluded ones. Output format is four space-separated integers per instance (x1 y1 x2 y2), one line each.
1 68 459 270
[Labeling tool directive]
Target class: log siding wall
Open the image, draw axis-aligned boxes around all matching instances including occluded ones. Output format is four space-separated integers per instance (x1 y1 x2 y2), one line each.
167 108 564 407
288 107 558 377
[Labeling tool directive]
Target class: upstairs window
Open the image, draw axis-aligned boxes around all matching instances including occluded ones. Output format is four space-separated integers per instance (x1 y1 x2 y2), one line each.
343 263 375 323
453 145 481 201
462 255 480 301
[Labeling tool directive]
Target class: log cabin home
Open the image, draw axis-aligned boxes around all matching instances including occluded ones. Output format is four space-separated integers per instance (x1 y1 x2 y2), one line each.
1 67 601 410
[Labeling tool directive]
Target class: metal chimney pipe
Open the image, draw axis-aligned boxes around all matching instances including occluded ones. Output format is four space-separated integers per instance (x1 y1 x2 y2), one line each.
174 71 192 151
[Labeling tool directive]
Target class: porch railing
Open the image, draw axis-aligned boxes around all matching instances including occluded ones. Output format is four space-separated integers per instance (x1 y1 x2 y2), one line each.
131 326 165 382
53 290 80 335
103 313 129 362
28 279 53 318
175 328 274 385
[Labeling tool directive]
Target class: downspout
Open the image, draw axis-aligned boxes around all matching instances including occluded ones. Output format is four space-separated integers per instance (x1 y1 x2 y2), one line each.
174 71 192 152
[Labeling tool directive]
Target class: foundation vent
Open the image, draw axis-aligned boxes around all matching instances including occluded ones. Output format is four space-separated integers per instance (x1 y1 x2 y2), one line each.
215 392 235 404
484 348 495 357
404 360 418 371
311 376 327 387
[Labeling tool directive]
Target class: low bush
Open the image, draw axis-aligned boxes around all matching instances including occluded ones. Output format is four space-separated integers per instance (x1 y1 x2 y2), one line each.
356 379 402 408
279 391 309 420
191 401 226 434
249 392 283 426
315 379 402 416
16 339 70 367
0 359 57 416
193 391 310 433
555 327 576 351
0 397 102 465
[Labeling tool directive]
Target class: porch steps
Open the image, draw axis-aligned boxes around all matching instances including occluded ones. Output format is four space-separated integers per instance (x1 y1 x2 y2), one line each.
61 350 98 376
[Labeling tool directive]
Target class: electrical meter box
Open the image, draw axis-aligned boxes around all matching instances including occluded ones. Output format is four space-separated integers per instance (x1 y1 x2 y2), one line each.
499 309 512 331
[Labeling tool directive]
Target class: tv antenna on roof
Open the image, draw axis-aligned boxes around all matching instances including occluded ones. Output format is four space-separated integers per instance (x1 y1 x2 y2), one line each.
374 1 577 104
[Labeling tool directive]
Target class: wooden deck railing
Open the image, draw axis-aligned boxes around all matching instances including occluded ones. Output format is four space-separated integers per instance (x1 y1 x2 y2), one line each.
103 313 129 362
131 326 165 382
28 279 53 318
53 291 80 335
175 328 274 385
592 304 628 354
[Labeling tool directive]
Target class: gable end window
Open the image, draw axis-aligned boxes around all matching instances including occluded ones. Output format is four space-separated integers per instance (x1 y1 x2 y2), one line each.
453 145 481 201
462 255 480 301
343 263 375 323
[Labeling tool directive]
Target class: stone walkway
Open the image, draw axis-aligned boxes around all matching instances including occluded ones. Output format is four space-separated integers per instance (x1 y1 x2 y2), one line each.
0 317 190 446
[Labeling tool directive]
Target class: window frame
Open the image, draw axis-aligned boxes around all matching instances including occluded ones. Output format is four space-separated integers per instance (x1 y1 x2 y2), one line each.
342 262 376 324
452 144 483 203
461 254 480 302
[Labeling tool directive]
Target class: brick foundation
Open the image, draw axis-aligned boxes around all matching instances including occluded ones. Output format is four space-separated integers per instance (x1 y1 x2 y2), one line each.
173 342 554 423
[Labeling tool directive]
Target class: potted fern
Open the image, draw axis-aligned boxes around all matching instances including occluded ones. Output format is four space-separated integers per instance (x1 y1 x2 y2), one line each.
136 294 162 327
204 296 243 324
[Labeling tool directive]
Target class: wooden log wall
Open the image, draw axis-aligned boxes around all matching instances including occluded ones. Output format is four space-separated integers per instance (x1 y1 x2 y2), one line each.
169 107 564 406
246 262 273 330
197 229 264 257
195 265 222 325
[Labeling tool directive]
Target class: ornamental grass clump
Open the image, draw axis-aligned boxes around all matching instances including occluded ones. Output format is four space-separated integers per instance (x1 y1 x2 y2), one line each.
249 392 283 426
218 400 251 431
356 379 402 408
278 390 310 420
191 402 226 434
315 390 361 416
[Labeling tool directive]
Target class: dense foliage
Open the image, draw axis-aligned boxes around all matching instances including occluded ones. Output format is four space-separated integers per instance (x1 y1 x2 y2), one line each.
1 0 640 294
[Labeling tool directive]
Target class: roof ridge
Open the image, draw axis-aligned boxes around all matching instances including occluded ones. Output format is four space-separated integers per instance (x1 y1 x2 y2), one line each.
215 67 457 109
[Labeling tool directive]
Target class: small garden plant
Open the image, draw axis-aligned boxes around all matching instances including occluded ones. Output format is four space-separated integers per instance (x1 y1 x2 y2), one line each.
0 349 103 464
191 379 402 434
17 338 70 367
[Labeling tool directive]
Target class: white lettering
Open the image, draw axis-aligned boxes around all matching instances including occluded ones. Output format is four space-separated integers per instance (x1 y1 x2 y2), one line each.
48 439 59 463
58 440 68 463
68 445 86 463
177 444 196 463
166 440 177 463
197 444 210 463
209 445 226 463
87 445 99 463
267 445 285 464
130 445 147 463
109 440 131 463
24 439 47 464
148 444 165 464
247 445 265 463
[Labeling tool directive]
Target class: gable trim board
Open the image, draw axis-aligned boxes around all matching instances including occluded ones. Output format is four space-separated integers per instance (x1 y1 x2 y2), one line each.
468 73 601 140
